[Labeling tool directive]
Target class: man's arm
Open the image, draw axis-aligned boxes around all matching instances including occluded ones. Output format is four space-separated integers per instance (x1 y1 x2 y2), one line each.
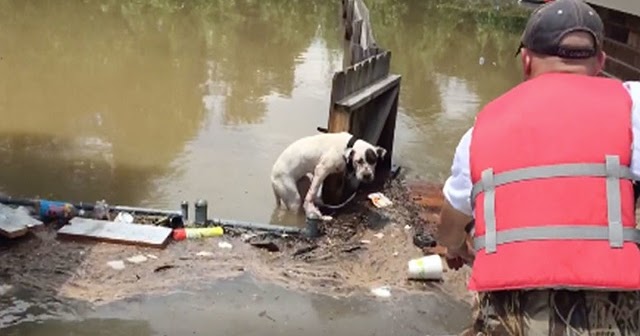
626 81 640 182
437 127 474 253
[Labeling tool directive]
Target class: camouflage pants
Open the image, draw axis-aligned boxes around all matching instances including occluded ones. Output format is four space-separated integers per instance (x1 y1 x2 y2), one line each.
463 289 640 336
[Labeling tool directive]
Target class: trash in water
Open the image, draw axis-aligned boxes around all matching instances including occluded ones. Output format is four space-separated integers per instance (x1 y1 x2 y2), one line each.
250 241 280 252
373 232 384 239
371 286 391 298
404 225 411 230
0 284 13 296
241 233 257 242
479 56 485 65
360 239 371 244
196 251 214 257
153 265 175 273
107 260 125 270
126 255 148 264
93 200 110 220
368 192 393 208
407 255 444 280
146 254 158 260
218 241 233 249
114 212 134 224
173 227 224 241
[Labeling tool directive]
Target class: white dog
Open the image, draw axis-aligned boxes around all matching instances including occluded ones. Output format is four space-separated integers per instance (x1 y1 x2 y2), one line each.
271 131 387 220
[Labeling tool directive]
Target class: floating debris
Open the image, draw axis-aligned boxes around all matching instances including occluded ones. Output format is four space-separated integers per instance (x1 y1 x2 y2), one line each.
218 241 233 249
114 212 134 224
153 265 175 273
126 255 148 264
371 286 391 298
196 251 214 257
368 192 393 208
107 260 125 270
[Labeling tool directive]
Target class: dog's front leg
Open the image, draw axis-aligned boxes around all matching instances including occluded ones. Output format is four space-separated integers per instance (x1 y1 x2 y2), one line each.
304 164 332 221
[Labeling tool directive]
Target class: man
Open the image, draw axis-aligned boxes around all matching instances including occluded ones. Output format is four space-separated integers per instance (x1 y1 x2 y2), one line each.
438 0 640 334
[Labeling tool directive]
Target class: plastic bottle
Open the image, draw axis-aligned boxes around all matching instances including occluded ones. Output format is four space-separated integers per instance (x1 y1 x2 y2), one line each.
172 227 224 241
37 200 77 221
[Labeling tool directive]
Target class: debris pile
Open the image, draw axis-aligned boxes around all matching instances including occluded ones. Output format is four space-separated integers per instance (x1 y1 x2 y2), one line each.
0 173 473 304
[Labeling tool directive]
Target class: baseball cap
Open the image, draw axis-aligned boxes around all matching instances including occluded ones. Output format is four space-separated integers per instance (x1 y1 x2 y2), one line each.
516 0 604 59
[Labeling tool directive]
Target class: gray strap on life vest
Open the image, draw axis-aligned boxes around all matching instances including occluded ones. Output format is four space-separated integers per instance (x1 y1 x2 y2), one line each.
481 169 497 254
473 155 635 253
471 162 634 207
606 155 624 248
473 225 640 251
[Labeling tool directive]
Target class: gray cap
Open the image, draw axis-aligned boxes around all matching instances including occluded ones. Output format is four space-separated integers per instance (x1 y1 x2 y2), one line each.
517 0 604 59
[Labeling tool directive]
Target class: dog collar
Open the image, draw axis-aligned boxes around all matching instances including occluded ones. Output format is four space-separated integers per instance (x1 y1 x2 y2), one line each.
346 135 358 149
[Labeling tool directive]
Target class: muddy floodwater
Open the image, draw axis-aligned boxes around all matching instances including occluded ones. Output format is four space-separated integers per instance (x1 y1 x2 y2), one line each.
0 0 524 226
0 0 529 334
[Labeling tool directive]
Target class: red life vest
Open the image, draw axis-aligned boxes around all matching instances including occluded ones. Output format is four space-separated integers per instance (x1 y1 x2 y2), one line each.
468 72 640 292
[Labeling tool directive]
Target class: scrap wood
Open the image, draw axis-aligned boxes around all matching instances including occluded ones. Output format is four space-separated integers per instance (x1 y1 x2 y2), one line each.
0 204 43 239
57 217 172 248
406 181 445 210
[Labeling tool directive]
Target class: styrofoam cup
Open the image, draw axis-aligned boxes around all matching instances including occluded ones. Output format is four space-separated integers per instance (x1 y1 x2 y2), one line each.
407 254 444 280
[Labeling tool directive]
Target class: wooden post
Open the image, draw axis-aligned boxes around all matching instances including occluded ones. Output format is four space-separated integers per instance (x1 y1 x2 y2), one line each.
321 0 401 206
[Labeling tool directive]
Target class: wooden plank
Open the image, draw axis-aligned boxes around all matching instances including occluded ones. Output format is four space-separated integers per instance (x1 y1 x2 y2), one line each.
587 0 640 20
362 85 400 144
374 85 399 186
336 75 401 111
630 31 640 49
406 181 445 210
328 106 352 133
604 37 640 69
0 204 42 239
57 217 172 248
606 56 640 81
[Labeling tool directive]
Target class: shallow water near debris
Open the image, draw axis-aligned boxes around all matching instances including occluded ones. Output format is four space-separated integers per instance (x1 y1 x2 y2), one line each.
1 274 471 335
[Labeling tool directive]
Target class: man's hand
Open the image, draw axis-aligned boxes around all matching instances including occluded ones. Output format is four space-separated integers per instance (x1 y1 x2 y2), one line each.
444 234 475 270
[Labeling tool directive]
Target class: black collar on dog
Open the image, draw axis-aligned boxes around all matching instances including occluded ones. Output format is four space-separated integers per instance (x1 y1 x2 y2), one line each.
346 135 358 149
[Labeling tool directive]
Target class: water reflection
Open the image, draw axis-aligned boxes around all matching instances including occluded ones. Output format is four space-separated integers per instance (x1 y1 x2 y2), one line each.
0 0 526 225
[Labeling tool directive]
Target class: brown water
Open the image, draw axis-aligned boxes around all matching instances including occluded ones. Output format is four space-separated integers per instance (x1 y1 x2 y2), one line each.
0 0 525 227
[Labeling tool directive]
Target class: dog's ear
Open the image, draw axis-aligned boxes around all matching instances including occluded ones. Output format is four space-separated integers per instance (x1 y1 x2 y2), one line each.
375 146 387 161
343 148 355 163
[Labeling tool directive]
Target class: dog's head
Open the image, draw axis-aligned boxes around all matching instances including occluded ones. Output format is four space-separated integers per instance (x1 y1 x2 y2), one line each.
344 141 387 183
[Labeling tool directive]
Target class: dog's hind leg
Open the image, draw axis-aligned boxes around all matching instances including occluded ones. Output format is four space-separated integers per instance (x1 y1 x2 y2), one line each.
274 176 302 211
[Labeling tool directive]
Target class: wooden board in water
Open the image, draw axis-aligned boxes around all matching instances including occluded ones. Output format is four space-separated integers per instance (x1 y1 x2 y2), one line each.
57 217 172 248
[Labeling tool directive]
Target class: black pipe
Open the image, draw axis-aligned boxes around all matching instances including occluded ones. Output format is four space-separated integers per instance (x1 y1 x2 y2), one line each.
208 217 304 235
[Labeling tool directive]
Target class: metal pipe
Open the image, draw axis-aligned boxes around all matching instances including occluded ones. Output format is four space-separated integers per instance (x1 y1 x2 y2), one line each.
208 217 304 235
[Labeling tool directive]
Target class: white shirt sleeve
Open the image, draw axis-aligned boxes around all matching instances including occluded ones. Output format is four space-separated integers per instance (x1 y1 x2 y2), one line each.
625 81 640 180
442 127 474 217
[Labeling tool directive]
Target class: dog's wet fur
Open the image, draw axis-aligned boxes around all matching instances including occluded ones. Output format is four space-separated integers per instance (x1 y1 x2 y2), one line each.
271 132 386 220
